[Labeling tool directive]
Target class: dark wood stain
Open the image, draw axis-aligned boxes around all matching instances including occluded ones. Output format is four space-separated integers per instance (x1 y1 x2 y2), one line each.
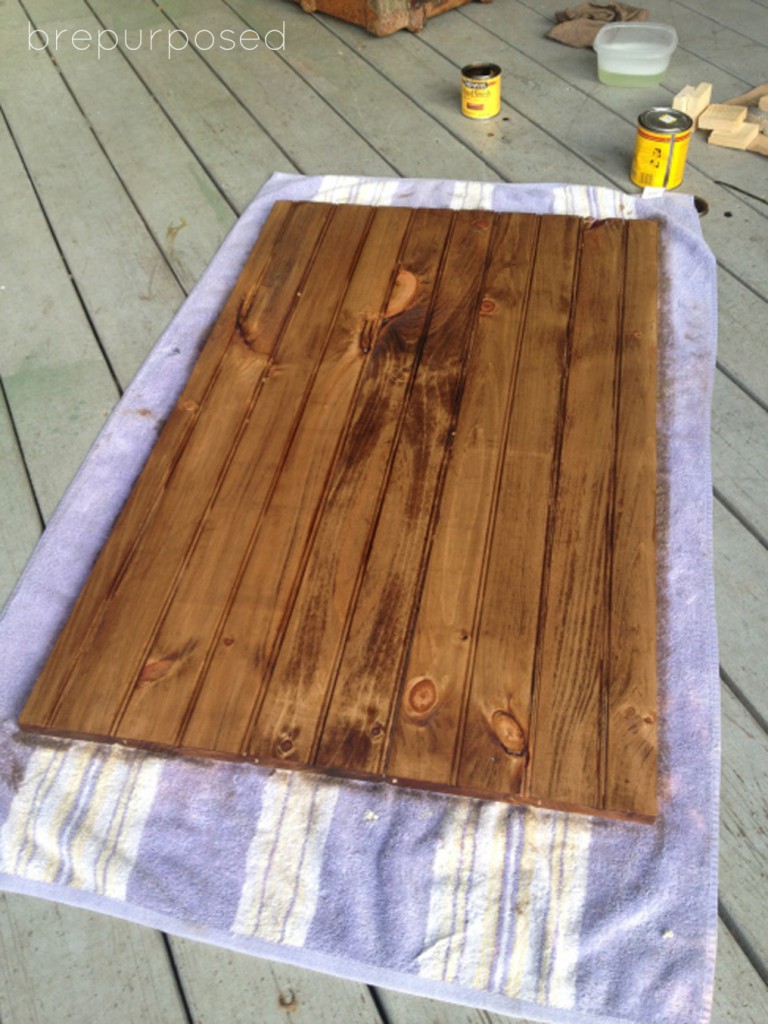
18 202 659 821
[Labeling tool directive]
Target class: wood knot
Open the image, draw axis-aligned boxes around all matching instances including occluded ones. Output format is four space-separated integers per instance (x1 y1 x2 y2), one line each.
479 298 496 315
404 676 438 719
137 659 174 687
622 704 655 730
369 721 385 740
277 737 294 757
179 398 199 414
384 269 419 319
491 710 527 757
136 642 195 688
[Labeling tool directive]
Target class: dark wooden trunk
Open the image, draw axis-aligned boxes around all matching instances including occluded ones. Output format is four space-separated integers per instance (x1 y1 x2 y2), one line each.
294 0 492 36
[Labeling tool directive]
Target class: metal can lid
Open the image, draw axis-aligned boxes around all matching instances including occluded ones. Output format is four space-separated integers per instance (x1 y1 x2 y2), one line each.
638 107 693 134
461 63 502 80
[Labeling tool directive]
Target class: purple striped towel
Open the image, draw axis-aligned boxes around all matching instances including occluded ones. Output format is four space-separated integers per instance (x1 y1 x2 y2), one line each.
0 174 719 1024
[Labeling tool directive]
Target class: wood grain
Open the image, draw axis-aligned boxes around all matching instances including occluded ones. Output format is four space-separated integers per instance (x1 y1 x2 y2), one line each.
245 206 457 770
19 202 659 821
525 218 627 813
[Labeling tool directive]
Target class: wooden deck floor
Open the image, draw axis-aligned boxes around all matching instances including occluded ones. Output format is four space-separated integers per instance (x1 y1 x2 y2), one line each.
0 1 765 1021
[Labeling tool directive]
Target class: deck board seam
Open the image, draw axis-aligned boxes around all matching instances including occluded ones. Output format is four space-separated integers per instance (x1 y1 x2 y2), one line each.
78 0 241 218
714 265 768 310
0 378 46 532
222 0 402 177
720 667 768 736
0 104 125 396
669 0 768 40
713 487 768 553
17 0 193 301
718 901 768 987
715 363 768 415
136 0 303 184
162 933 195 1024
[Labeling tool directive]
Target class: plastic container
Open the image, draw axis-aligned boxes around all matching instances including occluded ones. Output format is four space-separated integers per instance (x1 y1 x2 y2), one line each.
593 23 678 87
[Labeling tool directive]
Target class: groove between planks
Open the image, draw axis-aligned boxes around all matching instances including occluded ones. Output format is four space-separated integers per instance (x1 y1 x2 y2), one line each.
19 200 659 821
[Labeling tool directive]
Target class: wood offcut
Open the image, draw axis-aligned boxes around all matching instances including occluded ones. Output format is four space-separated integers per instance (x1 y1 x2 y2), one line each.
19 200 660 821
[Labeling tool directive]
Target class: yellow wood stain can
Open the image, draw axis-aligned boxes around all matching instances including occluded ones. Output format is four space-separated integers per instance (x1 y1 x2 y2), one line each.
461 63 501 119
630 108 693 189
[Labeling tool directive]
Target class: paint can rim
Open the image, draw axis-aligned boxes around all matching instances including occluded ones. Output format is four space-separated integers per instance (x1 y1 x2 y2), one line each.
461 62 502 80
637 107 693 134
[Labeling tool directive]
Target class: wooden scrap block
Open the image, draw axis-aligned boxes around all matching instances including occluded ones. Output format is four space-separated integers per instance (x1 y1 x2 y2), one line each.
672 82 713 126
672 84 693 110
709 121 760 150
723 84 768 107
746 133 768 156
689 82 713 122
759 95 768 112
698 104 748 132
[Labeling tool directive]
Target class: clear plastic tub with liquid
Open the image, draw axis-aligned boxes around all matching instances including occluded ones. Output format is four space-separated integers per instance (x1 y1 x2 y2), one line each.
593 23 678 87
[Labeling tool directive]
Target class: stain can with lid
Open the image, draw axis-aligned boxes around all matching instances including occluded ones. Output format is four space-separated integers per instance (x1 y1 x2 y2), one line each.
461 63 502 119
630 107 694 189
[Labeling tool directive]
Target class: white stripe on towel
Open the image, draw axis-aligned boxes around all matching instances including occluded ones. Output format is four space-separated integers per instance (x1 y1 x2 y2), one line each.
312 175 401 207
418 800 511 986
418 804 592 1010
0 743 162 899
542 815 592 1006
449 180 496 210
233 771 340 946
505 812 592 1007
553 184 637 219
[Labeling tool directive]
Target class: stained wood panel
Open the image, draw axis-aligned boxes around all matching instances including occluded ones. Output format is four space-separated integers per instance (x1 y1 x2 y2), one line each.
19 200 658 821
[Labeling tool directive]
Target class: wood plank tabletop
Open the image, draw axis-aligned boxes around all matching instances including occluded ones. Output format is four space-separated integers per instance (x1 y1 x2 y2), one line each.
20 202 659 822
